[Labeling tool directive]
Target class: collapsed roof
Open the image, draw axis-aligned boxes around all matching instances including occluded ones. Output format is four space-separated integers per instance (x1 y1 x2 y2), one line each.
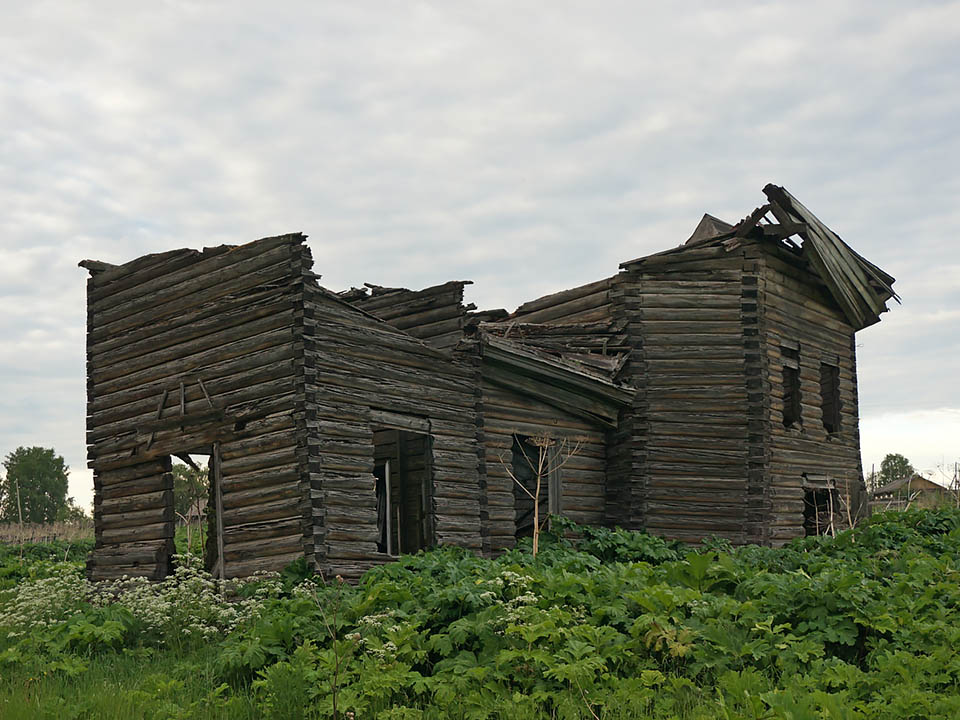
622 184 898 330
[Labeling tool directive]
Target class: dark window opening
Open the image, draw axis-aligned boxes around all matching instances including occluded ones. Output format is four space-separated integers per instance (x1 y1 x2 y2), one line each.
373 428 433 555
803 487 838 536
819 362 841 434
512 435 562 540
781 344 801 428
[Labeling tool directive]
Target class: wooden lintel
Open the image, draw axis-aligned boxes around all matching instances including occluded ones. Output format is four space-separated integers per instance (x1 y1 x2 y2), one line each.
136 408 225 434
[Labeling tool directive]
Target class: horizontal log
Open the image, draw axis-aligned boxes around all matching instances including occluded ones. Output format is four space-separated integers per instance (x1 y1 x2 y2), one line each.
323 540 382 560
638 307 740 322
100 476 171 501
89 563 167 581
324 525 381 543
97 460 170 485
88 544 169 567
221 447 299 477
221 435 298 469
511 289 611 324
222 499 302 527
225 551 304 579
513 277 613 316
223 533 304 563
97 505 174 530
221 518 304 544
222 480 302 510
99 489 171 514
638 293 740 309
99 521 172 544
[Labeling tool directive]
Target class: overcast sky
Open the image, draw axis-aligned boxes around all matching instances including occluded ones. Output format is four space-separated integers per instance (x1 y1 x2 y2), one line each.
2 1 958 508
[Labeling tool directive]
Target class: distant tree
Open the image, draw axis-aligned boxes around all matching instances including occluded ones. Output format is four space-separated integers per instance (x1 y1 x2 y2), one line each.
878 453 915 487
0 447 70 523
56 497 90 523
172 462 208 518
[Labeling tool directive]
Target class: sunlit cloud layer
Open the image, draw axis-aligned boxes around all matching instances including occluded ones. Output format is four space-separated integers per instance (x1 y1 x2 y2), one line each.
2 1 958 508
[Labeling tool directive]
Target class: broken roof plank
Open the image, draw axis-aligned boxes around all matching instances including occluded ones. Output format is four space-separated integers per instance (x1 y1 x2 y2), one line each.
480 335 634 416
763 184 893 329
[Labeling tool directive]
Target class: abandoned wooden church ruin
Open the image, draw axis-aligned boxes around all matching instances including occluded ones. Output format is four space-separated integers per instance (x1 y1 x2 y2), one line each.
81 184 898 580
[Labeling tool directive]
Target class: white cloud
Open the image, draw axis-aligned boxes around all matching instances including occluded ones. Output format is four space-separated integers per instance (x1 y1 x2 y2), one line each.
2 0 959 510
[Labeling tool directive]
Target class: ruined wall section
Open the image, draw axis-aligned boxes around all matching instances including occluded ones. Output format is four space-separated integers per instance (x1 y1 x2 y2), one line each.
759 247 864 544
84 235 307 580
620 246 751 544
301 278 481 580
348 281 474 351
506 276 634 532
480 380 608 551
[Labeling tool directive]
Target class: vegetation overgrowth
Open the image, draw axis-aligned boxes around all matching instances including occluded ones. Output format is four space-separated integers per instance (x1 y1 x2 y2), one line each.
3 509 960 718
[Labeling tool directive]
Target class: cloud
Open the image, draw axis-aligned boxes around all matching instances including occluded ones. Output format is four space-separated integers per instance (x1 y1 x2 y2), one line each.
2 1 959 509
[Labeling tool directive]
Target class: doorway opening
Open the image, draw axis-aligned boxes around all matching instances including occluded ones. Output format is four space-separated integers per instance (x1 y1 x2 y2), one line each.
373 428 433 555
167 444 225 578
171 452 209 559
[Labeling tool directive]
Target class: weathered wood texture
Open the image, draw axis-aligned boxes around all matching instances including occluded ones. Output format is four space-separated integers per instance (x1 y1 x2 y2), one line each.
302 269 482 580
84 235 308 580
345 281 475 351
621 250 751 544
758 243 865 544
85 236 483 582
505 275 638 533
479 380 610 552
82 187 891 575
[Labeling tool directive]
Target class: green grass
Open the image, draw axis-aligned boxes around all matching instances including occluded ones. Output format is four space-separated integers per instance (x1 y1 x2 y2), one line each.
4 509 960 718
0 646 258 720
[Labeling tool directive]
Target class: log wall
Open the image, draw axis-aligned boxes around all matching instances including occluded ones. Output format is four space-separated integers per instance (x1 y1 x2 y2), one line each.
84 235 308 580
302 274 481 580
348 281 474 351
480 380 608 552
758 246 864 544
621 246 751 544
86 236 483 581
508 275 633 531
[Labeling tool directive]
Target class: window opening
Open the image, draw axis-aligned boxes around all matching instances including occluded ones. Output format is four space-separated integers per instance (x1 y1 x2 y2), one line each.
803 488 838 536
373 428 432 555
512 435 562 540
781 344 801 428
819 362 841 434
803 475 838 537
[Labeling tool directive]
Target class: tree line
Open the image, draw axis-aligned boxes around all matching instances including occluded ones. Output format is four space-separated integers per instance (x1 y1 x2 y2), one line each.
0 447 86 524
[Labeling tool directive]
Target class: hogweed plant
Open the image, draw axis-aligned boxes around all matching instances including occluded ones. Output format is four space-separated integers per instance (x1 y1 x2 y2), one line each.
0 552 276 659
500 432 583 557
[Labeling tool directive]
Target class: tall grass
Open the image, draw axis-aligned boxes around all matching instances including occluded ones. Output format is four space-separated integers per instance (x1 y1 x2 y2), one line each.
0 521 93 545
